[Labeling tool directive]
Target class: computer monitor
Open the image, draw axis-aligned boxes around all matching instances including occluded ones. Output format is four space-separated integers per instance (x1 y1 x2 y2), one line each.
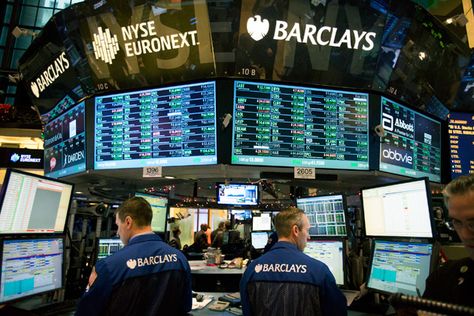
251 232 269 250
252 212 272 231
0 169 73 234
304 240 345 286
296 194 348 237
448 112 474 179
367 240 434 296
0 237 64 304
217 183 259 206
97 238 124 260
231 209 252 222
361 178 434 238
134 193 168 233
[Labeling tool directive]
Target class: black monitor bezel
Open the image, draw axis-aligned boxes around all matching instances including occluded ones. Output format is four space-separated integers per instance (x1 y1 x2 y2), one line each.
0 235 65 304
0 168 74 235
366 239 437 296
360 177 436 239
296 193 349 238
216 182 259 206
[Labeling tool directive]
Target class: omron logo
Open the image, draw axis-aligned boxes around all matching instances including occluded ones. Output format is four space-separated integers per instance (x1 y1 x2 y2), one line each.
245 15 376 51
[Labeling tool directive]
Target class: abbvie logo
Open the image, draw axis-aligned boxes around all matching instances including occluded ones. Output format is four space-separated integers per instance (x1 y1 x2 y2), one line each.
382 148 413 165
247 16 269 41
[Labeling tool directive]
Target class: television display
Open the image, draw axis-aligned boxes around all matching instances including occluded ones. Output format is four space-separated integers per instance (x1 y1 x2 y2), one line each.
304 240 345 286
252 212 272 231
379 97 441 182
367 240 433 296
217 183 258 206
231 209 252 221
448 112 474 179
44 101 86 178
97 238 124 260
232 81 369 170
134 193 168 233
0 169 73 234
251 232 269 250
94 81 217 170
296 194 347 237
0 237 63 304
361 178 434 238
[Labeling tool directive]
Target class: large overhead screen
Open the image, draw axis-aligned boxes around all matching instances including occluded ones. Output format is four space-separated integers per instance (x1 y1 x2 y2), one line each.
379 97 441 182
0 170 73 234
232 81 369 170
44 101 86 178
448 112 474 179
94 82 217 170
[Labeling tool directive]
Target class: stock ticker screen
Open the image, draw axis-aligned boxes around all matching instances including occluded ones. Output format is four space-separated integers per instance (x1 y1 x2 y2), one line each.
380 97 441 182
44 101 86 178
231 81 369 170
449 112 474 179
94 82 217 170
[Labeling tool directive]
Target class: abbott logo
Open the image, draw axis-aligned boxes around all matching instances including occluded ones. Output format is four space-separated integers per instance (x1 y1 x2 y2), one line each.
382 148 413 165
247 16 270 41
382 113 394 132
92 27 120 65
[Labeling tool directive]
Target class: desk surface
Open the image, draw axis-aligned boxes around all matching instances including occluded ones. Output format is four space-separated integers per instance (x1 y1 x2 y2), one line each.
189 260 246 274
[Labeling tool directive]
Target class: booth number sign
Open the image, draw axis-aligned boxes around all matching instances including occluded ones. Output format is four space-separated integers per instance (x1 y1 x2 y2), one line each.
143 166 162 178
294 167 316 179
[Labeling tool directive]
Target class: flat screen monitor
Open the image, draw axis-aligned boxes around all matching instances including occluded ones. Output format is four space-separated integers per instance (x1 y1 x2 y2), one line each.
94 81 217 170
367 240 433 296
134 193 168 233
0 237 63 304
296 194 347 237
232 81 369 170
361 178 434 238
231 209 252 221
97 238 124 260
0 169 73 234
304 240 345 286
379 96 441 182
44 101 86 178
448 112 474 179
251 232 269 250
217 183 258 206
252 212 272 231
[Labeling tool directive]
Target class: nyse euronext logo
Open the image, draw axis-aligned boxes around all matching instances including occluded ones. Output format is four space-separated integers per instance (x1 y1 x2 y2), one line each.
246 15 376 51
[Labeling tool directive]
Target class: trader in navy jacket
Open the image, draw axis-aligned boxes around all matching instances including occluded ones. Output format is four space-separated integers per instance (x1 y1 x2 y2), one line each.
75 197 192 316
240 208 347 316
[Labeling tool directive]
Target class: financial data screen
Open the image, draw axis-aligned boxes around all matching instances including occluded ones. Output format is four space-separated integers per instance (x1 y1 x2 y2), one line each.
367 241 433 296
97 239 124 260
0 170 72 234
448 112 474 179
380 97 441 182
44 101 86 178
94 82 217 170
304 240 344 285
297 195 347 237
135 193 168 233
362 179 433 238
232 81 369 170
0 238 63 303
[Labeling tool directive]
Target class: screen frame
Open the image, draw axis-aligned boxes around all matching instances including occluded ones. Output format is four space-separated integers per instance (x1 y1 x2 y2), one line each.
0 168 74 235
251 211 272 232
296 193 349 238
134 192 169 234
216 182 259 206
366 239 437 296
304 238 347 287
360 177 435 239
0 235 65 304
250 231 269 250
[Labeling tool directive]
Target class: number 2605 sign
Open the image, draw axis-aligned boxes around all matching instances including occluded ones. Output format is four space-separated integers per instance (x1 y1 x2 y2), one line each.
294 167 316 179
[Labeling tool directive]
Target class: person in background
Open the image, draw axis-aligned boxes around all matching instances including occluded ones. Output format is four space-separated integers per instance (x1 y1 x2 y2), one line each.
169 226 182 250
211 221 226 248
194 223 209 246
423 175 474 307
75 197 192 316
240 207 346 316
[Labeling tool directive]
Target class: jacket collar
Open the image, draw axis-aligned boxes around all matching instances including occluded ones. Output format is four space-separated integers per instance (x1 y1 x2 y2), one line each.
128 233 162 246
270 241 299 251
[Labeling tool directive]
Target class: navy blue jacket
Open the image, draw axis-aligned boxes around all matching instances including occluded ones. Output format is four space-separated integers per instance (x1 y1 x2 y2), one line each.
240 241 347 316
75 233 192 316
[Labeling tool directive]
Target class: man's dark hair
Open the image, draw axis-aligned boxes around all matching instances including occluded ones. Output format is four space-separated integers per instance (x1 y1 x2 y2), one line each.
274 207 305 238
443 174 474 205
115 197 152 227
